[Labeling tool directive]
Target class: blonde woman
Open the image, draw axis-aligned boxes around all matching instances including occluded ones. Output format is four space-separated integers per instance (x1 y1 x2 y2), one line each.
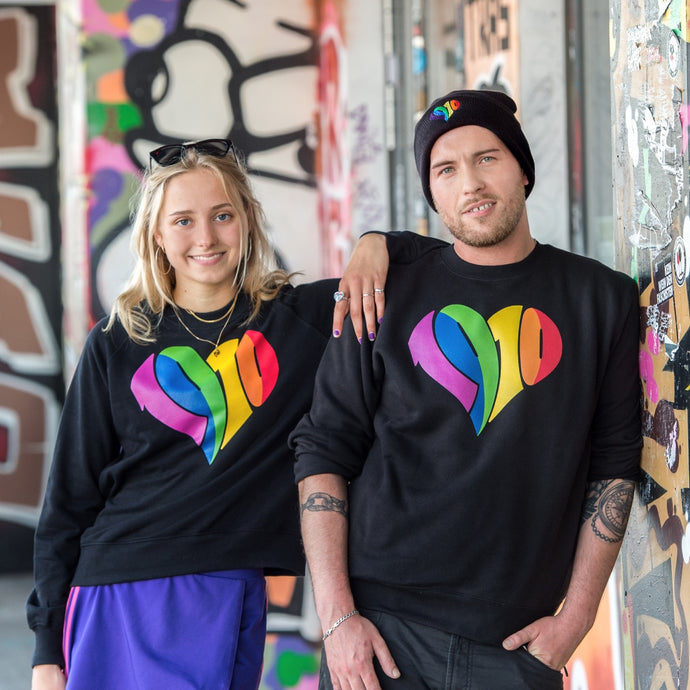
28 139 425 690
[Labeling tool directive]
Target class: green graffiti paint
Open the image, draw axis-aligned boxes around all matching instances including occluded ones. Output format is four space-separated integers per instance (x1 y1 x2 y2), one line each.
276 650 320 686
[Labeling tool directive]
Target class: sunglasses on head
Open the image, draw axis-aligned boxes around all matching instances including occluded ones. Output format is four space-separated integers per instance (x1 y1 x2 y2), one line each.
148 138 235 170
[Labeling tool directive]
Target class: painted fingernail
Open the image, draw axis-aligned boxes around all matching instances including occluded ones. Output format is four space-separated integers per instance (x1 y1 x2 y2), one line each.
333 329 340 337
378 317 383 324
358 336 363 344
368 332 375 341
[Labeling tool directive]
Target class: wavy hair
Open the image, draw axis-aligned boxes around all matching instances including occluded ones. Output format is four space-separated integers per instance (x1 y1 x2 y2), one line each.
105 147 291 344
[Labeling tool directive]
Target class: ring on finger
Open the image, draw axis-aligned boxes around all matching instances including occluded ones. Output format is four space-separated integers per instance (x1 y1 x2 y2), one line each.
375 288 385 294
362 292 373 298
333 290 350 303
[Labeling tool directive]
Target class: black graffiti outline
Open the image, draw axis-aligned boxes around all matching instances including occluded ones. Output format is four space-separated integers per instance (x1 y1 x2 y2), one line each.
123 0 318 186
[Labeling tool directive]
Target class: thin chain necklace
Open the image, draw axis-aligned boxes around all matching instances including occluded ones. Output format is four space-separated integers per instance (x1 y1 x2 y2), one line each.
184 301 235 324
173 292 239 357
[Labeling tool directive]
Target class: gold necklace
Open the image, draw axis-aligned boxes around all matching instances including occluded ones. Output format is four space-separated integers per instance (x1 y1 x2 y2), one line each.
184 301 235 324
173 293 239 356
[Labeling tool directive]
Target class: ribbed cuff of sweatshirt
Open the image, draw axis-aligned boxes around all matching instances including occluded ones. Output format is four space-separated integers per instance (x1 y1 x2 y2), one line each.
31 627 65 669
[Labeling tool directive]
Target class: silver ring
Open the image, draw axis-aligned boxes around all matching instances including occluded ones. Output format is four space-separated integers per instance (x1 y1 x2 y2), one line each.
333 291 349 303
375 288 385 293
362 293 373 298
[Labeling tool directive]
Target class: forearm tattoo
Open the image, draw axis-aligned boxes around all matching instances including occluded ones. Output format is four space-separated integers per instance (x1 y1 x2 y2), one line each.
301 492 348 518
581 479 635 543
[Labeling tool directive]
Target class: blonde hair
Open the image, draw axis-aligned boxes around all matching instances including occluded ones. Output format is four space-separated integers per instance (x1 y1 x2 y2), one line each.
105 147 291 344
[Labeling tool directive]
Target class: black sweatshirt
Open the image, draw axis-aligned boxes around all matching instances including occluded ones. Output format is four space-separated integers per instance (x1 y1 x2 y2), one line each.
292 242 642 645
27 282 337 666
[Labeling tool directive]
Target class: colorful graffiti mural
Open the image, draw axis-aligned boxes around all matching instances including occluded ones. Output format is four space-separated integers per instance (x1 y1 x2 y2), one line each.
612 1 690 688
0 5 62 569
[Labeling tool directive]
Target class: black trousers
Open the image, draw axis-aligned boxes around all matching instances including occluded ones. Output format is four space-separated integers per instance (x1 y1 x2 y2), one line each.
319 608 564 690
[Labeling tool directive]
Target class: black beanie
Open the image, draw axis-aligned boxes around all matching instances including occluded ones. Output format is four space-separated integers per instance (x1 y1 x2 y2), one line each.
413 89 535 211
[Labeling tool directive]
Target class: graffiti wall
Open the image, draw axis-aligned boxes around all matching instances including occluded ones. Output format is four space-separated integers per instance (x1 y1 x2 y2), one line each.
612 1 690 688
0 5 62 571
461 0 519 95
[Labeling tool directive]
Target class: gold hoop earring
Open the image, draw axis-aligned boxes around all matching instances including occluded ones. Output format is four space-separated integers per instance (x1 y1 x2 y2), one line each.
155 246 172 275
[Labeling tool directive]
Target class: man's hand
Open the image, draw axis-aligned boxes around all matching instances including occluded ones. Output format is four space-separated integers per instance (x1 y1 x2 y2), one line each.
502 608 590 672
323 612 400 690
334 233 387 343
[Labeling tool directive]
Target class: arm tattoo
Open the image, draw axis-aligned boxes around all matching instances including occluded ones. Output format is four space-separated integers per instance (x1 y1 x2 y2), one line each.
581 479 635 543
301 492 348 519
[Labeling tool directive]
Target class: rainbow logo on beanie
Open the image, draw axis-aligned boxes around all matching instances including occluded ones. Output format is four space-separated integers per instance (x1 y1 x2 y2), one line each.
430 99 460 122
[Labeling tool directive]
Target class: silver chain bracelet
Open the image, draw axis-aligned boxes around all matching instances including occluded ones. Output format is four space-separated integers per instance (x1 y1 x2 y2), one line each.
322 609 359 641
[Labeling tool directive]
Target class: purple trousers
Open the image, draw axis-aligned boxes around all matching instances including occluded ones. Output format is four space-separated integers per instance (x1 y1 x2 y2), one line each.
63 569 267 690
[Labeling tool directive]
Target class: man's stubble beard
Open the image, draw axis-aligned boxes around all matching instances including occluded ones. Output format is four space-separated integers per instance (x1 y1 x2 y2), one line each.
438 193 526 249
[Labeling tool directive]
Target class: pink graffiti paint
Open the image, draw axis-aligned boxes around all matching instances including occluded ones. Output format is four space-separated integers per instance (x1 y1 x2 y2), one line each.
679 103 690 155
638 349 659 404
88 136 140 175
646 328 661 355
318 2 351 277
